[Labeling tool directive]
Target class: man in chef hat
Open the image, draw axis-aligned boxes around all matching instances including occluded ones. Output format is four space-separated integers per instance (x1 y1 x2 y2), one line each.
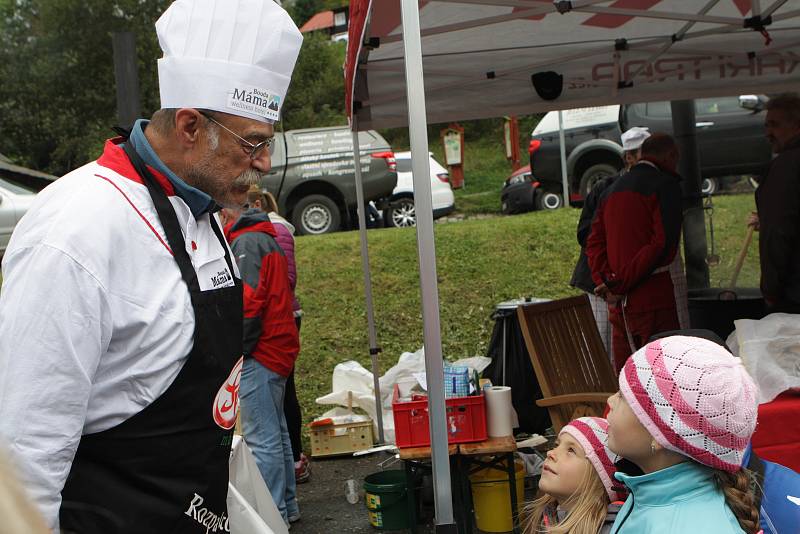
0 1 302 532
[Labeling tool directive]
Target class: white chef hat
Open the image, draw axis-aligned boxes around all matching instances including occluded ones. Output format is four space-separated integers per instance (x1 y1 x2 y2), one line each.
621 126 651 151
155 0 303 124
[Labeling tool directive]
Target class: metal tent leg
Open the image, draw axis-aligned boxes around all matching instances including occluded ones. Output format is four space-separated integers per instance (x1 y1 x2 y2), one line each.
399 0 455 528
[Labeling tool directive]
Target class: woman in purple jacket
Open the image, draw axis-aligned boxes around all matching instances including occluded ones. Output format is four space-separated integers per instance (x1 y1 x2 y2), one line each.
249 190 309 483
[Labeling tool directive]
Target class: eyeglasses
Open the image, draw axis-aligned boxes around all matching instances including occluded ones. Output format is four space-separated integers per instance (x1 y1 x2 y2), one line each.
199 111 274 160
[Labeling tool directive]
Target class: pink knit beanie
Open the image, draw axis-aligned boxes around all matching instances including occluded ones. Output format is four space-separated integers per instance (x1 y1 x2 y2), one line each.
560 417 625 501
619 335 759 472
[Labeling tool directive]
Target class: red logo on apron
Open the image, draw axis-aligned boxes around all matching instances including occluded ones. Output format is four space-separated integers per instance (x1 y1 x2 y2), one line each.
213 356 243 430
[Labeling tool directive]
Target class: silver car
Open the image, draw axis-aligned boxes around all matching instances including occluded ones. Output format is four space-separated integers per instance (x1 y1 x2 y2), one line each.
0 177 36 256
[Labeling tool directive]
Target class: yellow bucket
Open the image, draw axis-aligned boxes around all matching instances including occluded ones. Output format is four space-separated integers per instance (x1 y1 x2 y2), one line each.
469 459 525 533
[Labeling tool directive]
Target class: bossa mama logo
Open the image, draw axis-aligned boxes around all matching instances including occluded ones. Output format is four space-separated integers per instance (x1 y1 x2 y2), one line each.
227 84 280 121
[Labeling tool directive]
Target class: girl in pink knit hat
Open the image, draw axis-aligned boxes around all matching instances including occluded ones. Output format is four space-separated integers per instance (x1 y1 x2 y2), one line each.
525 417 626 534
606 335 760 533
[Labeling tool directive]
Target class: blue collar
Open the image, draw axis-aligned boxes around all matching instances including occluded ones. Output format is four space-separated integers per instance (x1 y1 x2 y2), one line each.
614 461 718 506
127 119 217 218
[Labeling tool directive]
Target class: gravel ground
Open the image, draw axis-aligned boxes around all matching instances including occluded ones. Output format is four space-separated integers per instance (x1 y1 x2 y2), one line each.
290 452 430 534
289 451 540 534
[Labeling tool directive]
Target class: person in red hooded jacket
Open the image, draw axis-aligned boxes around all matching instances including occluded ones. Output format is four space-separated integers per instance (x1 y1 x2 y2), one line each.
586 133 683 372
225 200 300 524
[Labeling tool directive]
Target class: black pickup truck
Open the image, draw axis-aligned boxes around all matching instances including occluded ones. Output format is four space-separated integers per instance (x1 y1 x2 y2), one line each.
504 95 770 212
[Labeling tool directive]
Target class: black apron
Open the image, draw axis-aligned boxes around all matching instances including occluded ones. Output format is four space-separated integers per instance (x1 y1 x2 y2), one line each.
60 142 243 534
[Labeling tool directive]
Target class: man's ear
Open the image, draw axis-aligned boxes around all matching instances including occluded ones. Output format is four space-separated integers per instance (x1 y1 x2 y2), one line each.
173 108 205 149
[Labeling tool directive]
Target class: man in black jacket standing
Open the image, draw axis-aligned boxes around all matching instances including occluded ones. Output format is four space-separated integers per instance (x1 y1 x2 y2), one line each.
751 93 800 313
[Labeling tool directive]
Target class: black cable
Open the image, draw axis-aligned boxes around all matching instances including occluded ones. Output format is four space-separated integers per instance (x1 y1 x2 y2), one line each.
275 120 289 203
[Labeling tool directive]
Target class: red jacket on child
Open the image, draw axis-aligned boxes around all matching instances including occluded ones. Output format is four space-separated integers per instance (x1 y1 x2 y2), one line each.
226 209 299 376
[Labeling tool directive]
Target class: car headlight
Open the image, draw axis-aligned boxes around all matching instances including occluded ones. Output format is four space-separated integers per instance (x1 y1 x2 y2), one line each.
507 174 529 185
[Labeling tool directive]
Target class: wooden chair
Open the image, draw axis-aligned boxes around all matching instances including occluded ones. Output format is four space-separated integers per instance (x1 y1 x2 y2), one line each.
516 295 617 432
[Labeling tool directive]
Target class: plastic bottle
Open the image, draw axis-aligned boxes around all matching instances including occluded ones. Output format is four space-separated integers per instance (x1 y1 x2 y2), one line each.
345 479 359 504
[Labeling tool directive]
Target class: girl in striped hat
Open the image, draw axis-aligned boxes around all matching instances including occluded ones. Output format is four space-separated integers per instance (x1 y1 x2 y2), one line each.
525 417 626 534
606 335 760 533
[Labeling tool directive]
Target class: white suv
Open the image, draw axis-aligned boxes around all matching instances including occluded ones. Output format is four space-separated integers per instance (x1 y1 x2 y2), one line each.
384 152 455 228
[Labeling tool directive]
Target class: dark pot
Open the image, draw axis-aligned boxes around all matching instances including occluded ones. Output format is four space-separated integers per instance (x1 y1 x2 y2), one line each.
688 287 766 340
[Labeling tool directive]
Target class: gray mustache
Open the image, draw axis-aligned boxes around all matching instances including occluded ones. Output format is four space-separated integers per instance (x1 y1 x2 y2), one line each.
233 168 261 187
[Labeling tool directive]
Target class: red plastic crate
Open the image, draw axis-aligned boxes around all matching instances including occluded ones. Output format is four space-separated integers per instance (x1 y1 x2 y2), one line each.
391 384 487 448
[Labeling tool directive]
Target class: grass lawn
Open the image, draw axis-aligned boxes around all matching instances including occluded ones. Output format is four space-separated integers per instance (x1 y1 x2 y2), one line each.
293 193 760 432
432 137 512 217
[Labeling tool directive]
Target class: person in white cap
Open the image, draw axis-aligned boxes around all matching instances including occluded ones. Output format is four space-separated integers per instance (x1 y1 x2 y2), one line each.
570 126 653 359
0 0 302 532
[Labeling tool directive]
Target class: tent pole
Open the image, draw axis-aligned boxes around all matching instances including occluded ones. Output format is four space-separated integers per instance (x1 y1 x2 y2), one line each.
399 0 456 529
670 100 710 289
558 111 570 207
351 120 385 444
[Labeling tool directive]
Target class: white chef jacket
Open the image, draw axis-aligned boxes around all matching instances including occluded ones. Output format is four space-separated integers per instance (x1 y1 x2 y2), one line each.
0 140 239 528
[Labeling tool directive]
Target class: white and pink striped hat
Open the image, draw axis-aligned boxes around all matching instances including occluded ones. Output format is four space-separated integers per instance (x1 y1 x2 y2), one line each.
560 417 625 501
619 335 758 473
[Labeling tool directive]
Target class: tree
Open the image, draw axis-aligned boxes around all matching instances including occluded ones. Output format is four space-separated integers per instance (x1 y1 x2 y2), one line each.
281 32 347 131
0 0 166 175
284 0 348 27
284 0 324 26
0 1 349 175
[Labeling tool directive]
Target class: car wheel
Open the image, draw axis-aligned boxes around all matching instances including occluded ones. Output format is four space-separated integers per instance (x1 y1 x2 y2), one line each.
579 163 619 198
292 194 341 235
701 177 718 196
384 197 416 228
535 191 563 210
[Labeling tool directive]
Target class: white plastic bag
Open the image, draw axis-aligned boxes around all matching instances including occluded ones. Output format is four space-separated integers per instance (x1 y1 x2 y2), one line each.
728 313 800 404
227 436 286 534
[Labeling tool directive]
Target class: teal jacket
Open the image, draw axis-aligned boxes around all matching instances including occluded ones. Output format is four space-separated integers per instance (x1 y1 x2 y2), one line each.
610 461 745 533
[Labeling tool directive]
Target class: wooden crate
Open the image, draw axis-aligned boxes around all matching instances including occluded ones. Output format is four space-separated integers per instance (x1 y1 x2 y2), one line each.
310 420 374 457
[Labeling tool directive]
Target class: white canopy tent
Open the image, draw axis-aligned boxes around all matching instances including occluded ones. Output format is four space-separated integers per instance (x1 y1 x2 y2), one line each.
348 0 800 127
344 1 800 530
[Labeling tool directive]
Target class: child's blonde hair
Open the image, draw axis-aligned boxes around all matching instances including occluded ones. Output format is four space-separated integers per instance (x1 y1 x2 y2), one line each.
245 186 280 214
523 457 609 534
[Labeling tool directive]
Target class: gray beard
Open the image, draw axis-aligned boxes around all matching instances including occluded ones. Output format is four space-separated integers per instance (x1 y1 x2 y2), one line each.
186 166 261 209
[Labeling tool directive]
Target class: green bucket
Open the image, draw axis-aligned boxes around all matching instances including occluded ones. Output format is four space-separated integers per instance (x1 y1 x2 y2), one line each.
363 470 411 530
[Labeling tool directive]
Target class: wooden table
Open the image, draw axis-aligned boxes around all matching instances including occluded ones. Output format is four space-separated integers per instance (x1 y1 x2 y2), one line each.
398 443 458 461
399 436 519 534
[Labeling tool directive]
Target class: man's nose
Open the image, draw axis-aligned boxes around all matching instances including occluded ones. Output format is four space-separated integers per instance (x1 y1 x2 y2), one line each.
252 152 271 173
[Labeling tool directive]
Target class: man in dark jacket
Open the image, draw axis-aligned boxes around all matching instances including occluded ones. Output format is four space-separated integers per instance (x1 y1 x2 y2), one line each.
226 209 300 524
586 134 683 371
570 127 651 357
751 93 800 313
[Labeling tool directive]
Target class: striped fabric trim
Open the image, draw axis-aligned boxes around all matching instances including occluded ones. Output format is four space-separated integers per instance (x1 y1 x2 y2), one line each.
644 344 749 451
